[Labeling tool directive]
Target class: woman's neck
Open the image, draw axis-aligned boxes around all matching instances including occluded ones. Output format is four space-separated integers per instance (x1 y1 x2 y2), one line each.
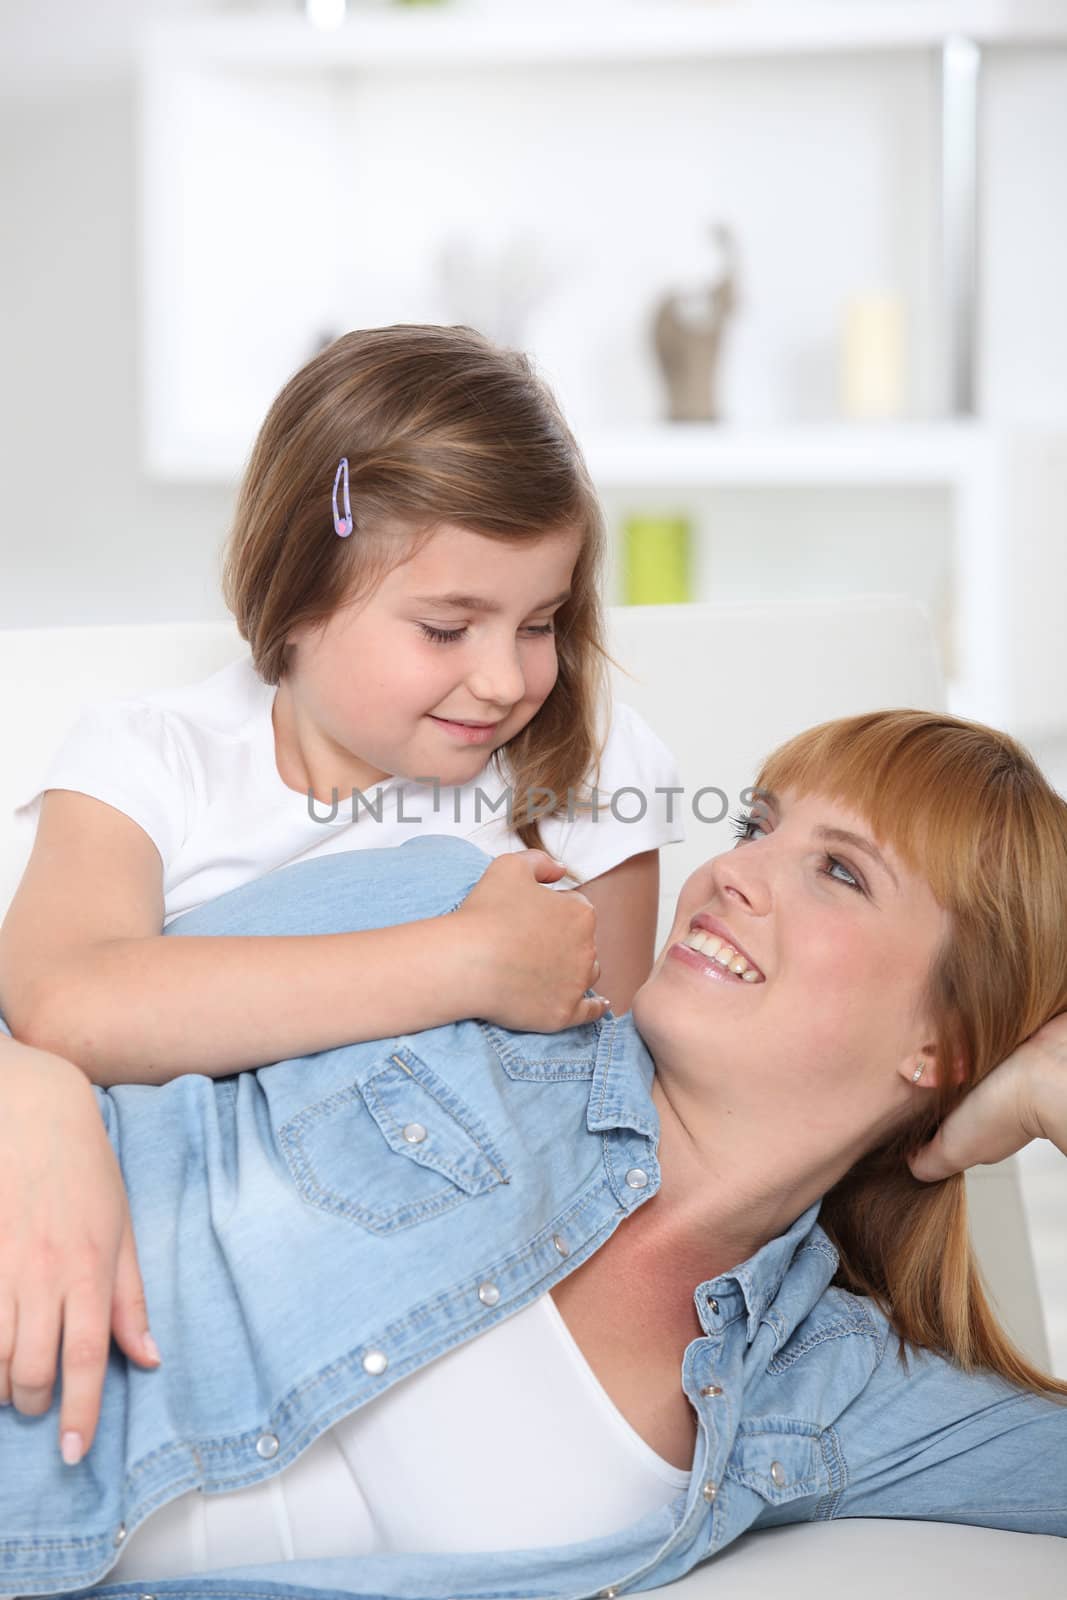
646 1072 869 1281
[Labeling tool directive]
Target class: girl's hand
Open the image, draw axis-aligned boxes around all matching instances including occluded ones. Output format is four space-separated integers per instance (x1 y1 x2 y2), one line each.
909 1012 1067 1181
0 1040 161 1463
455 851 611 1033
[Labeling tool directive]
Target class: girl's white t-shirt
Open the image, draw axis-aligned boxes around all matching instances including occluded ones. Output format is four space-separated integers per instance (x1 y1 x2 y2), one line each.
14 654 685 928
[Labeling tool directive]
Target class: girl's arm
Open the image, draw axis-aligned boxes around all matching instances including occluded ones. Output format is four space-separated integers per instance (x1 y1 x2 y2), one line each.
909 1011 1067 1180
0 1033 160 1462
575 848 660 1017
0 792 607 1088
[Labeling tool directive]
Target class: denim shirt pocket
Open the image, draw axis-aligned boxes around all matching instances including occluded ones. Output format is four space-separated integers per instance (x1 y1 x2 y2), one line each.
726 1422 825 1508
478 1019 598 1082
277 1044 510 1233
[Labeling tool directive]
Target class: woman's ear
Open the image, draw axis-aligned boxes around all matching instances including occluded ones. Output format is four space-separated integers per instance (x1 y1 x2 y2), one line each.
899 1045 967 1090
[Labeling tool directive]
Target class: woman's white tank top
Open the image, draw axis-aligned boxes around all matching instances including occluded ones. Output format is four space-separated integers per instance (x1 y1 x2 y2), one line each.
109 1292 691 1581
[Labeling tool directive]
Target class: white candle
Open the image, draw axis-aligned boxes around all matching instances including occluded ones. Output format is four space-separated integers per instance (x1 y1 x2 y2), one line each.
840 293 906 420
306 0 347 32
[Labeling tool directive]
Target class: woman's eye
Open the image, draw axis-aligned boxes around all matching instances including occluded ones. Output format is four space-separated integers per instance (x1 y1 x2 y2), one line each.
418 623 467 645
729 809 765 843
524 622 555 637
823 855 864 893
730 811 866 894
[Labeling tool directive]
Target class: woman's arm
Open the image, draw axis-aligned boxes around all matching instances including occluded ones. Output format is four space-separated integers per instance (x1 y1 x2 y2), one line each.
909 1011 1067 1181
575 848 660 1017
822 1331 1066 1536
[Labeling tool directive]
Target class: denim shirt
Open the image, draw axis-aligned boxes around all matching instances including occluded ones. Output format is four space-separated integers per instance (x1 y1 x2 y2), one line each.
1 837 1063 1600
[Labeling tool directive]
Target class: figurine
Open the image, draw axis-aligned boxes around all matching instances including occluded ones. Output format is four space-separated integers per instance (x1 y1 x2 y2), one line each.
652 224 739 422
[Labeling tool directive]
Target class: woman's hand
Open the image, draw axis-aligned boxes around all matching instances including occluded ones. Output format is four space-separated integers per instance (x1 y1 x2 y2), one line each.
909 1011 1067 1180
454 850 610 1033
0 1038 161 1462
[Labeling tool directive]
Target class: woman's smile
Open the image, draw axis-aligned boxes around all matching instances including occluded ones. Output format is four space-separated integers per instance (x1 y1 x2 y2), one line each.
667 940 760 985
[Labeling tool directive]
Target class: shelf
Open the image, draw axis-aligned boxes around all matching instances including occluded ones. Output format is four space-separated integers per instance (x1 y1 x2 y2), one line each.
583 422 985 489
147 422 986 490
141 3 1067 72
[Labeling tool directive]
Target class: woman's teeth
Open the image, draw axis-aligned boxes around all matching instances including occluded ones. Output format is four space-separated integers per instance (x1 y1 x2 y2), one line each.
681 930 763 982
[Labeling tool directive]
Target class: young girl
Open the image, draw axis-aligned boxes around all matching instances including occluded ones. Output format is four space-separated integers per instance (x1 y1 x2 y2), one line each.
0 324 683 1092
0 325 682 1462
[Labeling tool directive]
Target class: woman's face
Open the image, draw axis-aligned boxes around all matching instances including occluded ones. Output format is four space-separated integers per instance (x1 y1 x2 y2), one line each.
633 787 951 1142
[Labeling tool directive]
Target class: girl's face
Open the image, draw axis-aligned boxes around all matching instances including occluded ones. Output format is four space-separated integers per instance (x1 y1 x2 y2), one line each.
275 522 582 797
633 787 950 1147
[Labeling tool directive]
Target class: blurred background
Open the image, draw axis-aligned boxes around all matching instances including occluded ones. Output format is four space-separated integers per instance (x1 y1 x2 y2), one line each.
1 0 1065 1366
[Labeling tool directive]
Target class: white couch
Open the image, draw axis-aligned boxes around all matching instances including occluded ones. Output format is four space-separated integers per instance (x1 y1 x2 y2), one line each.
0 598 1061 1594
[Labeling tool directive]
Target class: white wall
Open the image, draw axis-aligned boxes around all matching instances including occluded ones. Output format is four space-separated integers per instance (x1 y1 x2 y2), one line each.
0 0 235 629
3 3 1067 630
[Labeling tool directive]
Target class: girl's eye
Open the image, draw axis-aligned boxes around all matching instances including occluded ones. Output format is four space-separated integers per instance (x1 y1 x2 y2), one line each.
417 621 556 646
418 623 467 645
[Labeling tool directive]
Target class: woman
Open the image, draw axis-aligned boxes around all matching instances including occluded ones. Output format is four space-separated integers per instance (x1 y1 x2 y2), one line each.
1 709 1065 1599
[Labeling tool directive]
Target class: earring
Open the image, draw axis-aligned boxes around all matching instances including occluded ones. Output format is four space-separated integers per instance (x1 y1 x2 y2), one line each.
911 1061 926 1083
333 456 353 537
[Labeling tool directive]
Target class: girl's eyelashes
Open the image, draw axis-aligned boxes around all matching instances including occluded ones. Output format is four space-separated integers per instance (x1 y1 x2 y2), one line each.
418 622 467 645
417 621 555 646
728 809 866 895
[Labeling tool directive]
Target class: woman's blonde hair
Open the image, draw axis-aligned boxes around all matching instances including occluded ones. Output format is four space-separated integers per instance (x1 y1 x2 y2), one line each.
221 325 610 862
757 709 1067 1401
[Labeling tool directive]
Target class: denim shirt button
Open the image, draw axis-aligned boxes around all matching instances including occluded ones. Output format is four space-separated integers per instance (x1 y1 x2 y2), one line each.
625 1167 649 1189
702 1480 718 1503
401 1123 427 1144
478 1281 501 1307
599 1588 619 1597
706 1295 719 1314
770 1460 787 1487
113 1523 127 1547
362 1348 389 1375
699 1384 723 1398
552 1234 570 1257
256 1432 280 1459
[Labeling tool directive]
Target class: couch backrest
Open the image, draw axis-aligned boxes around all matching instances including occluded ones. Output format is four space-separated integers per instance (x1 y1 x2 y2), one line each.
0 598 1051 1366
0 596 944 925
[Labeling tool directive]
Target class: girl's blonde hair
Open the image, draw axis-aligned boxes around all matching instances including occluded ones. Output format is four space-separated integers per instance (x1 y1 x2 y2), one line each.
221 325 610 861
757 709 1067 1402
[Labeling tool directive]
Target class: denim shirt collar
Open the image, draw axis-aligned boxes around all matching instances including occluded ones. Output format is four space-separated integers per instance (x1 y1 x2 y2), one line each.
585 1008 660 1138
721 1197 830 1341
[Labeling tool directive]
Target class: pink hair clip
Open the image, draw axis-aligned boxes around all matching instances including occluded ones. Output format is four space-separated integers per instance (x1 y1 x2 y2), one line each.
333 456 353 537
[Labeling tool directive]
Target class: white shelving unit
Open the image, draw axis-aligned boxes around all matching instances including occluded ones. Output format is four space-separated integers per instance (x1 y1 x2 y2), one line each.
136 2 1067 738
144 3 1067 69
582 421 983 488
587 422 1065 739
